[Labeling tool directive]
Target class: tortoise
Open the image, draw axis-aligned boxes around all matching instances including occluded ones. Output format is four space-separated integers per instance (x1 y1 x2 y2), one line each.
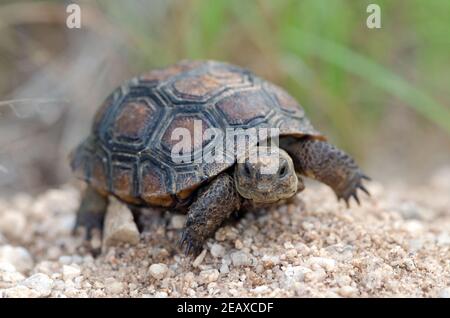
71 60 370 254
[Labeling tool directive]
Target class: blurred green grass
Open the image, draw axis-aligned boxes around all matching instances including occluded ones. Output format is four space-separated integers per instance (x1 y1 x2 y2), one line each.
97 0 450 154
2 0 450 158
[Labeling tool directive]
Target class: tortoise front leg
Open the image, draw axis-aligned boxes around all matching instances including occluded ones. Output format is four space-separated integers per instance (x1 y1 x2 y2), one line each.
284 139 370 206
180 173 241 255
73 185 108 240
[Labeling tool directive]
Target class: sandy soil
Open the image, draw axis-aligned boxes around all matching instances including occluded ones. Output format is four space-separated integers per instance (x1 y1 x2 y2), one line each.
0 167 449 298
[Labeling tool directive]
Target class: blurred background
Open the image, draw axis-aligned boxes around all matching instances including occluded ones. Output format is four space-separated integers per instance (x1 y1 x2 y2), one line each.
0 0 449 196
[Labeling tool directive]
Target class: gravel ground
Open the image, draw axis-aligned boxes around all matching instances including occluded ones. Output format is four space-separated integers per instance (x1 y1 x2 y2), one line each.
0 167 449 298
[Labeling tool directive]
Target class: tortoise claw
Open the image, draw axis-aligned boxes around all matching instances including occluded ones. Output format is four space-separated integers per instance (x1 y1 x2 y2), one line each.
179 229 203 256
345 198 350 208
358 184 370 196
351 193 360 205
336 170 371 208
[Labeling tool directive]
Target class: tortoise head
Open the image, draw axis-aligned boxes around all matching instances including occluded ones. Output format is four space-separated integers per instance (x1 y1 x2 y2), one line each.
234 146 302 203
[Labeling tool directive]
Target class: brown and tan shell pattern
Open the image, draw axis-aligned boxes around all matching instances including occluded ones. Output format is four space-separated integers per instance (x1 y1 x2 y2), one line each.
71 60 324 207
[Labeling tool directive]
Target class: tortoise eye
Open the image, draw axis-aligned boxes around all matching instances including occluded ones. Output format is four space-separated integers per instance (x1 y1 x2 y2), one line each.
278 163 288 178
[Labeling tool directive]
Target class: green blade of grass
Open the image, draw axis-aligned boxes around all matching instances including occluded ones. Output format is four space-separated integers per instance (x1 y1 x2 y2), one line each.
283 28 450 134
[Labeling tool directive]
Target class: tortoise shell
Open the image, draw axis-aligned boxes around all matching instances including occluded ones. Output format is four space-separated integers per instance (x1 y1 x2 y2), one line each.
71 60 324 207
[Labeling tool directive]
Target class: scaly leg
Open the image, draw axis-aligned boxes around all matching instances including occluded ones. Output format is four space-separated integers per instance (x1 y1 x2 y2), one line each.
284 139 370 206
73 186 108 239
180 173 241 255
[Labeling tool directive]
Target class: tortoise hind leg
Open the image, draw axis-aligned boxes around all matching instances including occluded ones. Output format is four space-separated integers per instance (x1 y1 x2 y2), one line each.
73 186 108 240
284 139 370 206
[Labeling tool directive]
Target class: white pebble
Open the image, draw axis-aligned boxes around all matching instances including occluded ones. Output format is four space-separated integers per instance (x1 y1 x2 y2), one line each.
286 249 298 259
21 273 54 297
251 285 270 294
219 263 229 274
62 264 81 281
192 249 207 268
170 215 186 229
1 285 39 298
403 220 424 234
338 286 357 297
0 245 34 273
306 268 327 282
199 269 220 283
102 198 140 249
210 244 225 258
230 251 252 267
261 255 280 267
437 232 450 246
58 255 73 265
308 257 336 271
0 261 16 272
438 287 450 298
155 291 168 298
149 263 168 279
0 262 25 284
408 239 424 252
105 278 124 295
284 265 311 285
0 210 27 240
283 241 294 249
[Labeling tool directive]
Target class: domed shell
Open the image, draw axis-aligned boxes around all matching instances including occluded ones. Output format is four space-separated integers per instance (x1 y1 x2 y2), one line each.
71 60 324 207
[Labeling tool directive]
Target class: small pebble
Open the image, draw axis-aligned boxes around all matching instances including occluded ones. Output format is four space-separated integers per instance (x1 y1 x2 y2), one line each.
0 262 25 285
0 245 34 273
154 291 168 298
210 244 225 258
149 263 168 279
105 278 124 295
102 198 140 249
438 287 450 298
261 255 280 268
58 256 73 265
170 215 186 230
199 269 220 283
338 286 358 297
251 285 270 294
62 265 81 281
234 239 243 249
308 257 336 272
437 232 450 246
21 273 54 297
1 285 39 298
192 249 207 268
0 210 27 240
219 263 229 274
230 251 251 267
284 266 311 285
